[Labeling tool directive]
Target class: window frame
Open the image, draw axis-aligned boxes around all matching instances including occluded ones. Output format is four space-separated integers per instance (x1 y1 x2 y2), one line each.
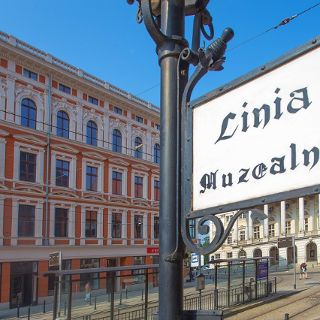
55 208 68 237
112 129 122 153
134 215 143 239
113 106 123 115
21 98 37 129
154 143 160 164
18 204 35 237
86 120 98 146
112 212 122 239
56 110 70 138
19 151 37 182
23 68 38 81
56 159 70 187
154 179 160 201
135 115 143 123
134 136 143 159
86 165 98 192
112 170 122 195
58 83 71 94
85 210 97 238
88 96 98 106
154 216 159 239
134 176 144 198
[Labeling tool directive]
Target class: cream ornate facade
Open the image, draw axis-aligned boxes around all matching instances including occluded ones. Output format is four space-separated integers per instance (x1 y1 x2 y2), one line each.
210 195 320 266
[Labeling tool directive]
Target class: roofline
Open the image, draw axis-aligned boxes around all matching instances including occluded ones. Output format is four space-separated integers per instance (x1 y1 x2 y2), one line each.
0 30 159 114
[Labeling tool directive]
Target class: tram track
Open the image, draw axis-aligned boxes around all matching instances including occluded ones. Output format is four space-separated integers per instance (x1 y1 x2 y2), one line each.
233 285 320 320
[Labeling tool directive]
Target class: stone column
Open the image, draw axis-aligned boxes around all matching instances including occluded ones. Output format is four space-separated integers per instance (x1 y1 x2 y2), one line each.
299 197 304 233
248 212 253 240
35 202 43 245
263 204 269 238
6 76 15 123
97 207 103 245
280 201 286 235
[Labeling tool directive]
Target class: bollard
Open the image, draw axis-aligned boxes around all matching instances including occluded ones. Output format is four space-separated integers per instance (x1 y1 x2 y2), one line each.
43 299 46 313
27 306 30 320
141 289 144 301
119 291 122 305
126 288 128 299
284 313 289 320
17 304 20 318
94 296 97 310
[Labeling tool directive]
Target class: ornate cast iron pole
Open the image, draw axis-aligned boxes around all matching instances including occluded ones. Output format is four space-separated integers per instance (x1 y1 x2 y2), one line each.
128 1 239 318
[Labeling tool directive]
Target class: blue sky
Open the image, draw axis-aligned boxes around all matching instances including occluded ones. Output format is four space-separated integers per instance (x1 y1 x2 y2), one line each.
1 1 319 107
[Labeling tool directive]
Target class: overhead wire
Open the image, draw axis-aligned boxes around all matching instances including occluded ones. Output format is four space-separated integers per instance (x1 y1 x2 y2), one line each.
133 2 320 97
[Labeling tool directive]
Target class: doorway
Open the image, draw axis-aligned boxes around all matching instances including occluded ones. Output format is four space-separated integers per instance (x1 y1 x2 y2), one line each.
10 262 37 308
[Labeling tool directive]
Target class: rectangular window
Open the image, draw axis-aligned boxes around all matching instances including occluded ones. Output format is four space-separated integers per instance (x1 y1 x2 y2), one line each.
58 83 71 94
285 221 291 235
304 218 309 232
23 68 38 81
55 208 68 237
86 166 98 192
227 252 233 259
154 216 159 239
239 230 245 241
56 159 69 187
112 212 122 238
134 215 143 239
268 224 275 237
113 106 123 115
112 171 122 195
154 180 160 201
253 226 260 239
215 254 221 260
155 124 160 130
227 235 232 244
85 211 97 238
134 176 143 198
18 204 35 237
20 151 36 182
135 115 143 123
88 96 98 106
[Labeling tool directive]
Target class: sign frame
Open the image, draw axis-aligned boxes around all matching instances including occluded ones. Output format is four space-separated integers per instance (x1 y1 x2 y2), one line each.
278 236 294 249
182 37 320 219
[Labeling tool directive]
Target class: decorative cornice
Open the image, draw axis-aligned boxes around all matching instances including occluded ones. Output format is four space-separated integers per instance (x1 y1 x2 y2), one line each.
13 134 47 146
51 143 79 155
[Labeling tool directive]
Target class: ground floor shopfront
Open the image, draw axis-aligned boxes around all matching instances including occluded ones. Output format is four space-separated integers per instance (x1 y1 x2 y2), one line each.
0 247 159 310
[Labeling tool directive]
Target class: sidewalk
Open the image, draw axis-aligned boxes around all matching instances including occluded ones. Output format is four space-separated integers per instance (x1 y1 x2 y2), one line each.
2 266 320 319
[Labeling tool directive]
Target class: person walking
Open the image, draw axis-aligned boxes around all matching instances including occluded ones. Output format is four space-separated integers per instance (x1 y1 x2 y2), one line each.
84 281 91 303
299 262 307 279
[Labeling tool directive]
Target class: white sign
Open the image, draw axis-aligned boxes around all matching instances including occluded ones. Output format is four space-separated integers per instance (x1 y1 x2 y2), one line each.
193 46 320 211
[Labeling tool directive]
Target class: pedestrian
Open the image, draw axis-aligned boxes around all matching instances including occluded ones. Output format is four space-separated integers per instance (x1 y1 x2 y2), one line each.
299 262 307 279
84 281 91 303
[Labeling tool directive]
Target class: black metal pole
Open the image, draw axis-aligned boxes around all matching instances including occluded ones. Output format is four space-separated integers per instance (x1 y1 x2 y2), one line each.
227 261 231 307
158 1 187 319
53 277 58 320
144 269 149 320
67 277 72 320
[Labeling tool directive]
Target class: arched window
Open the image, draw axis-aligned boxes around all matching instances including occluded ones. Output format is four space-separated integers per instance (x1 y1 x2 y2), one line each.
57 110 69 138
154 143 160 164
112 129 122 153
86 120 97 146
134 137 143 159
21 98 37 129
